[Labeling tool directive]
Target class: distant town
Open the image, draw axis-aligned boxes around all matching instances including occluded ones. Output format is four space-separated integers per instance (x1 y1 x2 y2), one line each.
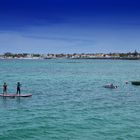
0 50 140 60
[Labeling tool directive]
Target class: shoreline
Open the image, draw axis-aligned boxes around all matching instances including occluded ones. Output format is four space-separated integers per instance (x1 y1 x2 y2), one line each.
0 57 140 60
70 57 140 60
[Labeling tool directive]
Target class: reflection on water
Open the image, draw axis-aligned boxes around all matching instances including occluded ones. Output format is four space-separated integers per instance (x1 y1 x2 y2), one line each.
16 97 20 103
2 97 7 108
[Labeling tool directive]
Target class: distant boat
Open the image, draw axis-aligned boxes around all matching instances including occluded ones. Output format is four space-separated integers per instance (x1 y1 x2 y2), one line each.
131 81 140 85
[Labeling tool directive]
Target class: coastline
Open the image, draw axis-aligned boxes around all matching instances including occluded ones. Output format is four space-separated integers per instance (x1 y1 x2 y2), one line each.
70 57 140 60
0 57 140 60
1 51 140 60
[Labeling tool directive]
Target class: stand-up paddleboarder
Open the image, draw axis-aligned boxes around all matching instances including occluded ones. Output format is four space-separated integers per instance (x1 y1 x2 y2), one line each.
3 82 7 95
16 82 21 94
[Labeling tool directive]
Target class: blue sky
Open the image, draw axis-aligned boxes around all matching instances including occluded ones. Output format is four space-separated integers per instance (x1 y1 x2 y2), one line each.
0 0 140 53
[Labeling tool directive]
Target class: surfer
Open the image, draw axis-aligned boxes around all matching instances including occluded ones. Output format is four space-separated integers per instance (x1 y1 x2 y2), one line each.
3 82 7 94
16 82 21 94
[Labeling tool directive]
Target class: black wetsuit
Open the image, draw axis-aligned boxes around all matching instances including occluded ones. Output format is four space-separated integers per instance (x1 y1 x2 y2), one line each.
3 85 7 94
17 84 21 94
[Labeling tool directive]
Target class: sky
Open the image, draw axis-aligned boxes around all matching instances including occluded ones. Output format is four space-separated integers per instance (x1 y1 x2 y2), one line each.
0 0 140 53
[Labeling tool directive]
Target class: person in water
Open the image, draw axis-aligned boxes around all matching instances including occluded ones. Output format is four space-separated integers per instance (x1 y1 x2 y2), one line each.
16 82 21 94
110 83 118 88
3 82 7 94
110 83 115 88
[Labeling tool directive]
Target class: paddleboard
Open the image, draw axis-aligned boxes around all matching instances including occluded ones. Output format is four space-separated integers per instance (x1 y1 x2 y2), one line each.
103 85 118 89
0 94 32 97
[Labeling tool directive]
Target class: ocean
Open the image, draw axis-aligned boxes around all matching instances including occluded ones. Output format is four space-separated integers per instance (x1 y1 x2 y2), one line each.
0 59 140 140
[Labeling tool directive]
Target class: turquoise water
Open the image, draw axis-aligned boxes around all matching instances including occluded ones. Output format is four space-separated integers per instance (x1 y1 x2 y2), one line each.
0 59 140 140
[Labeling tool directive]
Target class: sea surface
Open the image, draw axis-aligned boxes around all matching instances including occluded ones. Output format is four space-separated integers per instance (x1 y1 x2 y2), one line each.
0 59 140 140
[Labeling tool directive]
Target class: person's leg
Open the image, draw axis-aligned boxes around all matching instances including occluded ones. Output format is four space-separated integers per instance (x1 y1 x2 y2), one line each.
16 88 18 94
17 87 20 94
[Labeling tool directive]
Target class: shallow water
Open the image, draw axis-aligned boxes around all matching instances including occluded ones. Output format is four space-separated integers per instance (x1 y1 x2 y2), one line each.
0 59 140 140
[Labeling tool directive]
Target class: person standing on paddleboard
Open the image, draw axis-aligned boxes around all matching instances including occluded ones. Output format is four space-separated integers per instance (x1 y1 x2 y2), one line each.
3 82 7 95
16 82 21 94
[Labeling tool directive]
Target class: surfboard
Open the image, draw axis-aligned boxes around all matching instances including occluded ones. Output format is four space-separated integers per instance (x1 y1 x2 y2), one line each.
0 94 32 97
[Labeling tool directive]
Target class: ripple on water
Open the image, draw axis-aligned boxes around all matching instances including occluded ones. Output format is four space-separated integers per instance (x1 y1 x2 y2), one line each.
0 59 140 140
